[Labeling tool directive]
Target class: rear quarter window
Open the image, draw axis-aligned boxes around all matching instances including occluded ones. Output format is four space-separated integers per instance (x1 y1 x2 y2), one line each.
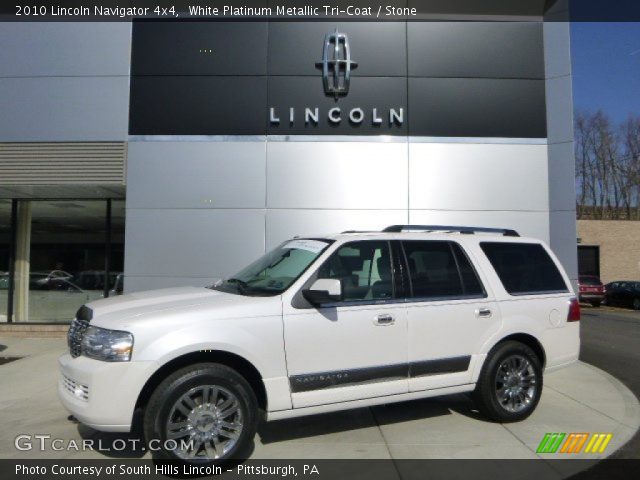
480 242 568 295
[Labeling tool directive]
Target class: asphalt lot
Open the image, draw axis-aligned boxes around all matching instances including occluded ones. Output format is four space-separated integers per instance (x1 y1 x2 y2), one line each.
579 306 640 459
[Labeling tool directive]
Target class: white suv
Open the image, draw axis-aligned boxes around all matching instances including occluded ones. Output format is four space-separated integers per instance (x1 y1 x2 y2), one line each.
59 225 580 463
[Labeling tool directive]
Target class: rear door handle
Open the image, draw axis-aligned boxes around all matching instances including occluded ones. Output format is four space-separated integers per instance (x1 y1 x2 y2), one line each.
475 308 492 318
374 314 395 326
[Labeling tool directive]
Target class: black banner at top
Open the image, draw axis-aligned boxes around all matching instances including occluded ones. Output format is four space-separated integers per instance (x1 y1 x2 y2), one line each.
2 0 640 22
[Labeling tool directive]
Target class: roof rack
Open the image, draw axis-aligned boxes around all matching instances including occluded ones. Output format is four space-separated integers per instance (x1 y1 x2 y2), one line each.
382 225 520 237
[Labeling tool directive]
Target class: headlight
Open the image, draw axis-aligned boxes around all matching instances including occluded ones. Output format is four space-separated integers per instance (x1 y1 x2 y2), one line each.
81 326 134 362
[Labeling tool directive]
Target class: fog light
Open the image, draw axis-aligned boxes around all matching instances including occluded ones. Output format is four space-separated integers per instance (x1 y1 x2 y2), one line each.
74 387 84 398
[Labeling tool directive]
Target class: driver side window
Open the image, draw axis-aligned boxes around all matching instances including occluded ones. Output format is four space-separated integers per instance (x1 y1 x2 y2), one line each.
316 241 393 302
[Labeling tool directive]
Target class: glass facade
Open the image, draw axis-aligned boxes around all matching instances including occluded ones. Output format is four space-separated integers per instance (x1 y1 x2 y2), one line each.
0 199 11 321
0 199 124 323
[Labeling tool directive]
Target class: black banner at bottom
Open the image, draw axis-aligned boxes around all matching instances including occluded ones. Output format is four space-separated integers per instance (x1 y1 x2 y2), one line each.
3 459 640 480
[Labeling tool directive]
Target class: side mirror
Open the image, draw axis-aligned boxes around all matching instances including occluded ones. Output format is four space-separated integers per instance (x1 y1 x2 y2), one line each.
302 278 342 306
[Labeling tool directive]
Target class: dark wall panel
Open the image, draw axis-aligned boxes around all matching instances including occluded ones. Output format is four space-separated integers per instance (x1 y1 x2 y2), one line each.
268 22 407 76
129 76 267 135
129 20 549 138
268 77 407 135
131 22 268 76
409 78 547 137
408 22 544 79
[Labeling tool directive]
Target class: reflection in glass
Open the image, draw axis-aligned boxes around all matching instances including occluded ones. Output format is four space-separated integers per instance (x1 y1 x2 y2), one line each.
0 199 11 322
13 200 126 323
1 199 127 323
110 200 126 296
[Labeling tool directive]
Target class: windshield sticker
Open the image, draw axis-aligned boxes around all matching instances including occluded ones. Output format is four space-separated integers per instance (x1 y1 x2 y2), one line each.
284 239 329 253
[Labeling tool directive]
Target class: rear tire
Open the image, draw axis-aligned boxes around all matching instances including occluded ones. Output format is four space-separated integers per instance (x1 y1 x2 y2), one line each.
590 301 601 308
473 341 543 422
633 298 640 311
143 363 258 465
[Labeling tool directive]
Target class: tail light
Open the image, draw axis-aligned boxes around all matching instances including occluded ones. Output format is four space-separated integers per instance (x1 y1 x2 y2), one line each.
568 297 581 322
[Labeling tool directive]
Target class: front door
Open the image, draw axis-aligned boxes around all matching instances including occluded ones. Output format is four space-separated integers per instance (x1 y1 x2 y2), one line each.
283 240 408 408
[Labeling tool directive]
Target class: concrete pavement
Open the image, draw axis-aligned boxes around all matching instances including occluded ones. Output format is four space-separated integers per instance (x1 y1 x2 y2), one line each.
0 336 638 467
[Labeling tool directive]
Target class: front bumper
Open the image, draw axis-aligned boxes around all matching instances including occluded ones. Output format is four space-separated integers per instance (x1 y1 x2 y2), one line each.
58 353 158 432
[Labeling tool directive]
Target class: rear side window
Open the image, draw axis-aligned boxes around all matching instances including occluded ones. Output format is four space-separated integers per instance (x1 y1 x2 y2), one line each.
402 241 485 299
480 242 568 295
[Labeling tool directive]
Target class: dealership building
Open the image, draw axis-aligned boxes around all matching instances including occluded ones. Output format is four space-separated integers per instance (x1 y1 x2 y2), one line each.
0 1 576 323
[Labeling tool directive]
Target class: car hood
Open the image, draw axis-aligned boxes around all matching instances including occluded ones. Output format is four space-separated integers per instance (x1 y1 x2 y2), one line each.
85 287 276 329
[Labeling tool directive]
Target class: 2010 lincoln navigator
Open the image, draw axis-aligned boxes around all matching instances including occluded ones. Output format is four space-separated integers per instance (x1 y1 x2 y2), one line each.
59 225 580 464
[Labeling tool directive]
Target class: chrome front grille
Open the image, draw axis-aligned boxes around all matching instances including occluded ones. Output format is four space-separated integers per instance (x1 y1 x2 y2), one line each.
67 318 89 358
62 374 89 401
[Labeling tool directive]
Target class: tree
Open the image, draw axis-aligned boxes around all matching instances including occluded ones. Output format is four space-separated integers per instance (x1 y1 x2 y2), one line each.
575 111 640 220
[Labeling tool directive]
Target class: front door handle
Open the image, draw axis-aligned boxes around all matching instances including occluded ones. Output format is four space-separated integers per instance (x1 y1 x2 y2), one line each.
475 308 492 318
374 314 395 326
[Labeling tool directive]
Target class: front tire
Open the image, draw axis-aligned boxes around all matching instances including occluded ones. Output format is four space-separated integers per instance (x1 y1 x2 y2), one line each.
143 363 258 464
473 341 543 422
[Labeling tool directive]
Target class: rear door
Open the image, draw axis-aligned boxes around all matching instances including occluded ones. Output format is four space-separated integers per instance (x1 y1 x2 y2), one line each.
401 240 501 392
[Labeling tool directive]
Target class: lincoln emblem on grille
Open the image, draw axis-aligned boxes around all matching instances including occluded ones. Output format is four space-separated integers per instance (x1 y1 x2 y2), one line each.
316 28 358 99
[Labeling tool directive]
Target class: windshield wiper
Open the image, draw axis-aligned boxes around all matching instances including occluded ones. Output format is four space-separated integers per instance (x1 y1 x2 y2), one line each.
225 278 249 293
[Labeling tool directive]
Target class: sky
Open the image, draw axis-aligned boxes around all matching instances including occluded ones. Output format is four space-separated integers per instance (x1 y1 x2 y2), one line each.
571 22 640 123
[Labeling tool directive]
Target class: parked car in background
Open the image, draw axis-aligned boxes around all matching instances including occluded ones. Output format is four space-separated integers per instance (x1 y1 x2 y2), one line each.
29 274 104 322
1 272 115 322
72 270 121 292
604 281 640 310
32 270 73 286
578 275 605 307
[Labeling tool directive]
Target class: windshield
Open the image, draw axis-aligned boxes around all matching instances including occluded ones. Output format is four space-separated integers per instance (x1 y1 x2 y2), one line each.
210 239 332 296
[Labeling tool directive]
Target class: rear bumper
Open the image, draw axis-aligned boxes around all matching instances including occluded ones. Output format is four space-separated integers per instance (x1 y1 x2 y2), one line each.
579 293 604 302
58 353 157 432
543 322 580 371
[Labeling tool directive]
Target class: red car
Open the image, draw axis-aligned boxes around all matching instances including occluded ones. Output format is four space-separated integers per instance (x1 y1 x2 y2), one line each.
578 275 605 307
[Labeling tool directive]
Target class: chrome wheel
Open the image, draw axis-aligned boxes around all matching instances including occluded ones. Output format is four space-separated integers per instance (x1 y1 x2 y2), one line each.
166 385 243 460
495 354 537 413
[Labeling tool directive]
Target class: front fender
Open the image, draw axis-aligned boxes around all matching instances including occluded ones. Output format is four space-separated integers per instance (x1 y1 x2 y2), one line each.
130 313 293 412
133 315 287 380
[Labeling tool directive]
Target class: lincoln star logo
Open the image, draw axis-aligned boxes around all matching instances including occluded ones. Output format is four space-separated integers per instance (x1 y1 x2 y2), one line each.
269 29 403 127
316 28 358 99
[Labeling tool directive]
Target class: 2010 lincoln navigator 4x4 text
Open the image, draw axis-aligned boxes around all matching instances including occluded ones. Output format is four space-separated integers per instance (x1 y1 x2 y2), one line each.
59 225 580 464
